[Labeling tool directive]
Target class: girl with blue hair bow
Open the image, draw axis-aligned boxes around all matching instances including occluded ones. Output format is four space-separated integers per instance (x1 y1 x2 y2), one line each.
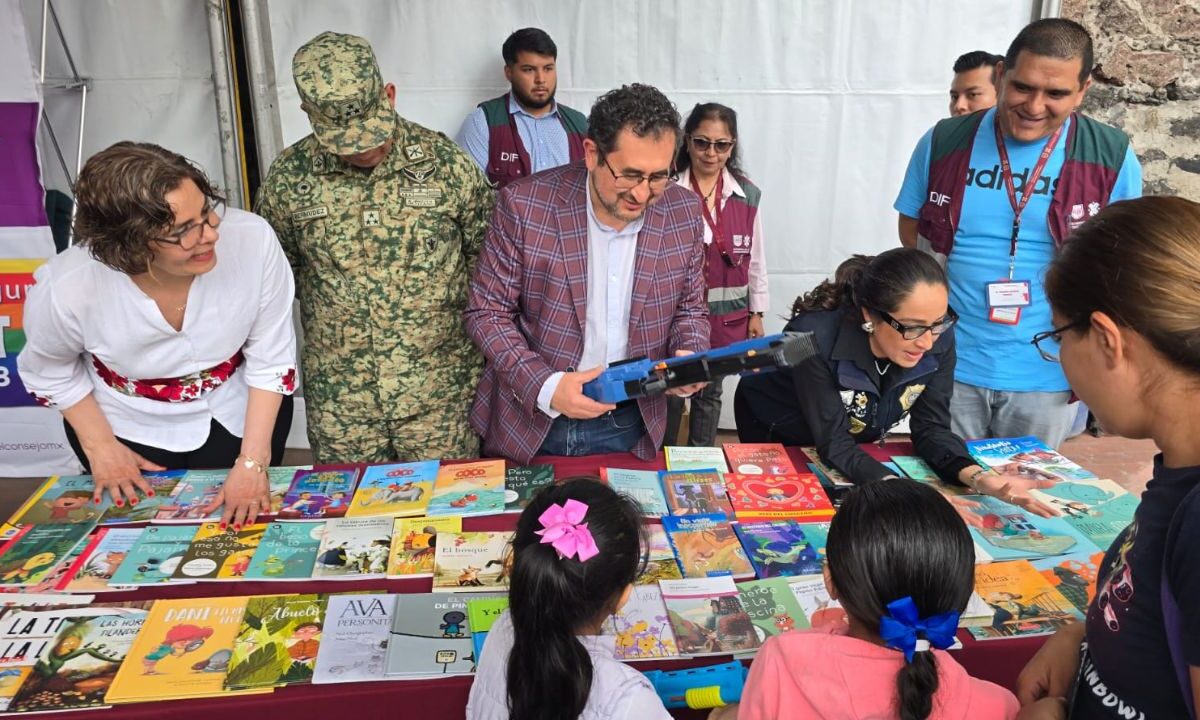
737 479 1018 719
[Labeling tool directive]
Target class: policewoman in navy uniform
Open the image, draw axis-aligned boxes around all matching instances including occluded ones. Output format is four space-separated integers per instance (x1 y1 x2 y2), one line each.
735 248 1055 516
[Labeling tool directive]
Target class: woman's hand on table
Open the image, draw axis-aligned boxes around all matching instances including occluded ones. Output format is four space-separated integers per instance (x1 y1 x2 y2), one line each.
973 470 1059 518
84 438 164 507
204 461 271 530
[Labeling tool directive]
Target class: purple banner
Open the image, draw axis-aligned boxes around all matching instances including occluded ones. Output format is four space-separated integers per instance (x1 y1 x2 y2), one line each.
0 102 48 228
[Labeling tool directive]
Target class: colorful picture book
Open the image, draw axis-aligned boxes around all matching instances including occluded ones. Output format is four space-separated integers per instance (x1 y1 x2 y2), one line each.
432 531 513 593
966 436 1098 483
313 594 396 684
794 522 831 563
109 525 197 586
6 476 105 527
0 522 95 587
962 494 1099 561
659 577 761 656
387 516 461 579
722 444 798 475
225 594 325 690
57 527 142 593
426 460 506 517
106 595 250 703
605 584 679 661
788 574 848 632
172 523 267 581
268 466 311 515
346 461 438 519
890 456 939 482
312 517 393 580
664 446 729 473
1030 552 1105 616
8 610 149 713
637 525 683 585
465 596 508 663
736 576 810 642
970 560 1084 640
277 468 360 520
502 464 555 513
800 448 853 488
660 470 734 517
1029 479 1138 550
662 514 755 580
244 521 324 581
734 520 822 578
724 473 834 521
601 468 669 517
153 469 226 523
385 593 474 676
96 471 186 526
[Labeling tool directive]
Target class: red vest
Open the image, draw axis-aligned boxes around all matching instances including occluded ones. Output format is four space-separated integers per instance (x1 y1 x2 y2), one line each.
693 173 762 348
477 94 587 188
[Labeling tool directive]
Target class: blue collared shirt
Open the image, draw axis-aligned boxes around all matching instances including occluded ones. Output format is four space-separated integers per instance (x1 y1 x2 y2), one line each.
456 94 572 175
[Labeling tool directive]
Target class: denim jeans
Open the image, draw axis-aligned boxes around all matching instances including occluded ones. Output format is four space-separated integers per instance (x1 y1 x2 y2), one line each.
949 381 1075 448
664 382 724 447
538 402 645 456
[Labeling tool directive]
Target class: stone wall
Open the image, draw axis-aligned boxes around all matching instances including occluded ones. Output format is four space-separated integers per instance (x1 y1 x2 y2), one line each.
1063 0 1200 198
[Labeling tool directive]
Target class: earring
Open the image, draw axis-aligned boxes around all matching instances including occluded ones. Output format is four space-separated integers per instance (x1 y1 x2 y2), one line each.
861 321 875 334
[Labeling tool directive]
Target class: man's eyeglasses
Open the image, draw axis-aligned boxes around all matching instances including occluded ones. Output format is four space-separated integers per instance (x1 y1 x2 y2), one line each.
1031 319 1086 362
873 307 959 341
600 158 676 191
689 136 736 154
154 200 224 250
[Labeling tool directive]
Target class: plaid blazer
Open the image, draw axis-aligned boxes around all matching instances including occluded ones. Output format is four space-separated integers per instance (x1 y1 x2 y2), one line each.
464 161 709 463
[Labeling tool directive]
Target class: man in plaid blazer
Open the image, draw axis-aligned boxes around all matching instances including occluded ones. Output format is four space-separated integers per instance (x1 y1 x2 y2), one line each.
465 84 709 464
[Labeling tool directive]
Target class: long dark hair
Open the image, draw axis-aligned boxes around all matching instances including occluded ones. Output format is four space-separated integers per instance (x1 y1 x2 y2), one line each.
826 480 975 720
791 248 947 317
1045 197 1200 376
506 477 647 720
675 102 744 178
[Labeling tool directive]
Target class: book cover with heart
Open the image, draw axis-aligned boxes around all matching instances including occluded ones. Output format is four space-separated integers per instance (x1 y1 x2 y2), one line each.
724 474 834 521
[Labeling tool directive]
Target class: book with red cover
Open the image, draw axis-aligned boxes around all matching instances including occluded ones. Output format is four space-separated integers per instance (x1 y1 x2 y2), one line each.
722 444 799 475
724 473 835 521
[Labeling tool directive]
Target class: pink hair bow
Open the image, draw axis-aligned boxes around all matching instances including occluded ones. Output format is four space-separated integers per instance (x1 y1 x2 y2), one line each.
535 499 599 562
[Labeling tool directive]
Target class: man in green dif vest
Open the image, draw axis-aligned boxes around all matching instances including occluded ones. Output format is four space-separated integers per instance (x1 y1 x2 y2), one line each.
455 28 589 189
894 19 1142 449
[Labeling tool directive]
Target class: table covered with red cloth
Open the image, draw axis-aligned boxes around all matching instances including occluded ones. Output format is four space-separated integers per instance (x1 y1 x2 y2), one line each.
29 442 1044 720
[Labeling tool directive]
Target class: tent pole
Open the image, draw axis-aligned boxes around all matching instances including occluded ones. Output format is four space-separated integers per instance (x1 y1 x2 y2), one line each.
205 0 246 208
241 0 284 177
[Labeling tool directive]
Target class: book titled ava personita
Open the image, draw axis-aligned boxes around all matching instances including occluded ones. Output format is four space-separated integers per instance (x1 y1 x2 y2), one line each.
312 594 396 685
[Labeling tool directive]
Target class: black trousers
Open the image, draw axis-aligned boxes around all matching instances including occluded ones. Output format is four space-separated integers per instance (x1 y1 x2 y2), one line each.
65 395 294 471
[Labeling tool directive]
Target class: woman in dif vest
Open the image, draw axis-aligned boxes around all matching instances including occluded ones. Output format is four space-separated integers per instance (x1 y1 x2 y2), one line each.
664 103 769 448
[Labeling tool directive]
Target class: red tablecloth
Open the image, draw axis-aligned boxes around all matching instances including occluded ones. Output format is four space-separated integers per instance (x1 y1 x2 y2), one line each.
29 443 1043 720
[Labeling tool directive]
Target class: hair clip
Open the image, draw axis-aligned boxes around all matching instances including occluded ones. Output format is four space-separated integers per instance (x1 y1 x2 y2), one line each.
535 498 599 562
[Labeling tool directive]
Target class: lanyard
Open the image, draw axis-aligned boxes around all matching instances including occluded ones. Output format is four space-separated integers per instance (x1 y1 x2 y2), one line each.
689 171 741 267
994 120 1063 279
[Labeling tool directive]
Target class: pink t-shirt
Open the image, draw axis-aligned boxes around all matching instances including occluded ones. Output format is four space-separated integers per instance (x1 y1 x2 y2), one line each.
739 630 1018 720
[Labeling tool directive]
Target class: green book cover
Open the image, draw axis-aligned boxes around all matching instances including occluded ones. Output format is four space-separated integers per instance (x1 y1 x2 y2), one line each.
465 596 508 635
171 523 267 581
890 456 938 481
96 471 185 525
245 522 324 580
224 594 326 690
8 476 103 527
736 576 810 641
502 465 554 513
0 523 95 588
109 526 198 586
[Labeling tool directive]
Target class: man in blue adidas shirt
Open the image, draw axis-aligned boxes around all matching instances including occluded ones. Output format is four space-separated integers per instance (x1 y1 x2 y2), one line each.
895 19 1141 448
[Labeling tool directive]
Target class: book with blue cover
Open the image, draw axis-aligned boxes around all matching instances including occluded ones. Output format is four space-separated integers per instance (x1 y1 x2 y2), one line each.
733 520 822 578
245 521 324 581
961 494 1101 561
1030 479 1138 550
109 525 198 586
153 469 226 523
661 513 754 580
601 467 669 517
966 436 1098 483
278 468 360 520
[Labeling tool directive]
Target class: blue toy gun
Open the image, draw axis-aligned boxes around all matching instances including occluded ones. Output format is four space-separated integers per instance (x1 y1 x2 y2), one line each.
582 332 818 404
643 660 748 710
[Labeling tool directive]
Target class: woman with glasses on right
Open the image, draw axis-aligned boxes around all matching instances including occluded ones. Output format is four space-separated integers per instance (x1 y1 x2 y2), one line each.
18 142 297 532
1016 197 1200 720
735 248 1055 515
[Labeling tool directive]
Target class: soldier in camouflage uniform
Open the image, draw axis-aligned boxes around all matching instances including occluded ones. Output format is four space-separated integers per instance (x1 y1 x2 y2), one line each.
255 31 493 464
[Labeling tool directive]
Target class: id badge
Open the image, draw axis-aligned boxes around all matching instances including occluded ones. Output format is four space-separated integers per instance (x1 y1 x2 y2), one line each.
731 234 752 255
986 280 1032 308
989 306 1022 325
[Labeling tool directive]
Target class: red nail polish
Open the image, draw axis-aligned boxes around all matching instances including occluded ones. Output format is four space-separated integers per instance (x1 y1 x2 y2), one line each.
148 491 156 498
130 498 138 506
219 523 227 530
232 524 241 532
93 498 101 505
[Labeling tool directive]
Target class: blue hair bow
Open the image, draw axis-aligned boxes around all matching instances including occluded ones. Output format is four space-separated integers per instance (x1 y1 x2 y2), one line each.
878 596 960 663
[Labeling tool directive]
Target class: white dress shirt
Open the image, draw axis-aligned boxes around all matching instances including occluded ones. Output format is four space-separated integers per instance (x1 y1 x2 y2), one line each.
535 188 644 418
17 208 297 451
675 166 770 312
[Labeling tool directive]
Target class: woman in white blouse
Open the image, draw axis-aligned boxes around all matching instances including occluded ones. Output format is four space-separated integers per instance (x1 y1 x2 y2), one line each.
18 142 297 530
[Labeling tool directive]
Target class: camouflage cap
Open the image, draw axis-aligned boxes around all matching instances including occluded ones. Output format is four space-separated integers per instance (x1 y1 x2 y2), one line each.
292 31 396 155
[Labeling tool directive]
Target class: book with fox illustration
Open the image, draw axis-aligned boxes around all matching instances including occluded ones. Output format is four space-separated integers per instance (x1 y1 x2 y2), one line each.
432 531 513 593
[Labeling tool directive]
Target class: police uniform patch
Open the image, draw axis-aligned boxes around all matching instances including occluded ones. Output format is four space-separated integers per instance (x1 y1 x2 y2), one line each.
363 209 381 226
292 205 329 222
397 187 443 208
899 384 926 412
402 162 437 184
404 144 426 161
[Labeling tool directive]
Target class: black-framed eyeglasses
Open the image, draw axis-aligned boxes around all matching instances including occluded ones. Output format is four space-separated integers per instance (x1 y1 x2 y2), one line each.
154 200 224 250
1031 319 1087 362
600 157 676 191
689 136 736 154
874 307 959 340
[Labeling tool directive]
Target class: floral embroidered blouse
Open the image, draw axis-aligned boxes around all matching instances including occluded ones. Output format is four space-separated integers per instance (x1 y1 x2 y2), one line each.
18 208 298 452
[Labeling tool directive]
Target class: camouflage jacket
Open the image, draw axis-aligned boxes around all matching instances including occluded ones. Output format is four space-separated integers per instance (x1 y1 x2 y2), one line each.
256 113 494 419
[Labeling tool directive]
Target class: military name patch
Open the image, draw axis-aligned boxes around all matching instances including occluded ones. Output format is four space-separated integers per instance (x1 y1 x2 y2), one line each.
402 162 437 184
292 205 329 222
397 187 443 208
